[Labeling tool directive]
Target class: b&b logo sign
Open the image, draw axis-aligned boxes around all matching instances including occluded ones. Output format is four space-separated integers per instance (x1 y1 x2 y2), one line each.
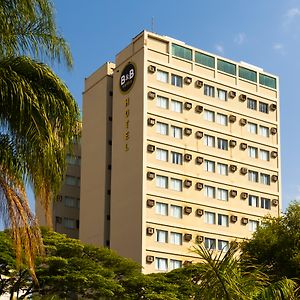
120 62 136 93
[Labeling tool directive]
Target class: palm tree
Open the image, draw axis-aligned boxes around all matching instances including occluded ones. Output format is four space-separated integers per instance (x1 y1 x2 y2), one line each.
0 0 80 279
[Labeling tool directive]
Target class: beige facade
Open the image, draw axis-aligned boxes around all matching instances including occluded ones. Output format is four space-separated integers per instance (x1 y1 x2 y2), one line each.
80 31 280 273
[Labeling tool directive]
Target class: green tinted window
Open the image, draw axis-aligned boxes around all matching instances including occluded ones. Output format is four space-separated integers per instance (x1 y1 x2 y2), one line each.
172 44 192 61
217 59 236 76
195 52 215 68
239 67 257 83
259 74 276 89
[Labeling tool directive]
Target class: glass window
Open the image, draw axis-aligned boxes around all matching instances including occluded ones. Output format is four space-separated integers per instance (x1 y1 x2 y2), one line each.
248 122 258 134
216 113 228 126
260 149 270 161
195 52 215 68
259 125 269 137
204 160 215 173
171 100 183 113
218 240 229 252
63 218 76 229
171 152 182 165
218 214 229 227
157 70 168 83
217 188 228 201
156 202 168 216
204 109 215 122
217 89 227 101
169 259 182 270
156 122 169 135
66 154 81 166
156 148 168 162
170 232 183 245
156 96 169 109
247 98 257 110
259 102 269 114
65 176 79 186
260 173 270 185
248 170 259 183
239 67 257 82
155 257 168 271
205 238 216 250
205 211 216 224
259 74 276 89
204 135 215 147
248 146 258 158
171 74 183 87
205 185 216 198
261 198 271 210
249 195 259 207
171 125 182 139
156 230 168 243
172 44 192 60
156 175 168 188
170 205 182 218
249 220 259 232
217 163 228 176
217 59 236 75
64 196 79 208
217 138 228 150
170 178 182 192
204 84 215 97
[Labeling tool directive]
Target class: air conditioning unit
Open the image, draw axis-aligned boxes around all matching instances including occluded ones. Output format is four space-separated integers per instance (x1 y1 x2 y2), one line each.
146 199 155 207
195 80 203 88
184 102 192 110
229 115 237 123
195 156 204 164
183 260 192 266
195 182 204 190
272 199 279 206
195 209 204 216
184 233 192 241
230 190 238 197
184 179 192 188
184 206 192 214
240 143 248 150
147 118 156 126
228 91 236 98
184 76 192 84
195 105 203 113
195 131 203 139
184 153 192 161
270 127 277 135
271 175 278 182
147 91 156 99
184 128 192 136
57 195 63 202
55 216 62 224
146 227 155 235
230 215 238 223
148 65 156 73
239 94 247 102
147 172 155 180
241 192 248 200
147 144 155 153
146 255 154 263
230 165 237 172
270 103 277 111
195 235 204 243
240 167 248 175
229 140 237 148
271 151 278 158
241 217 249 225
240 118 248 126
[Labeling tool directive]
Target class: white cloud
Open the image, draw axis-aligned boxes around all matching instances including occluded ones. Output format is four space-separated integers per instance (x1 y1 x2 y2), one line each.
273 43 285 55
215 44 224 54
283 8 300 28
234 33 246 45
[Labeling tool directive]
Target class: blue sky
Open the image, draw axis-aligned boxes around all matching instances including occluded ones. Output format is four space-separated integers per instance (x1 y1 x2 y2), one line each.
50 0 300 210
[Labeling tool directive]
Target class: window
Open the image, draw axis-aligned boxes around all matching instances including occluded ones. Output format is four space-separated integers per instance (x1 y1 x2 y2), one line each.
66 154 81 166
171 100 183 113
217 163 228 176
204 160 215 172
170 232 183 245
260 149 270 161
217 89 227 101
169 259 182 270
64 196 79 208
204 135 215 147
171 74 183 87
249 195 259 207
239 67 257 82
204 109 215 122
156 230 168 243
247 98 257 110
171 125 182 139
205 238 216 250
217 59 236 75
259 125 269 137
216 113 228 126
260 173 270 185
205 212 216 224
205 185 216 198
172 44 192 60
65 176 79 186
217 188 228 201
155 258 168 271
156 202 168 216
156 148 168 162
156 96 169 109
249 220 259 232
259 102 269 114
218 214 229 227
204 84 215 97
156 122 168 135
261 198 271 210
156 175 168 188
259 74 276 89
217 138 228 150
63 218 76 229
170 205 182 218
157 70 168 83
248 170 259 183
248 122 258 134
218 240 229 252
248 146 258 158
170 178 182 191
195 52 215 68
171 152 182 165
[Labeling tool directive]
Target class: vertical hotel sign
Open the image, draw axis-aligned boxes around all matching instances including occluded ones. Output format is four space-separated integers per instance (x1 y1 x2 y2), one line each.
119 62 136 151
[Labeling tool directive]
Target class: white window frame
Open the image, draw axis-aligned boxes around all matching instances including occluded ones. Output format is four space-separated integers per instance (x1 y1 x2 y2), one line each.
247 98 257 110
205 185 216 198
156 202 168 216
170 99 183 113
260 173 270 185
204 160 215 173
171 151 182 165
170 205 182 218
217 188 228 201
171 125 183 139
156 175 168 188
205 211 216 224
248 170 259 183
156 70 169 83
260 149 270 161
204 84 215 97
169 259 182 270
204 134 215 147
156 148 168 162
205 238 216 250
204 109 215 122
248 122 258 134
156 122 169 135
170 178 182 192
259 125 269 137
156 230 168 243
217 163 228 176
218 240 229 252
217 88 227 101
248 146 258 159
249 195 259 207
261 197 271 210
216 113 228 126
249 220 259 232
170 232 183 245
217 138 228 150
156 95 169 109
218 214 229 227
155 257 168 271
171 74 183 87
259 101 269 114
